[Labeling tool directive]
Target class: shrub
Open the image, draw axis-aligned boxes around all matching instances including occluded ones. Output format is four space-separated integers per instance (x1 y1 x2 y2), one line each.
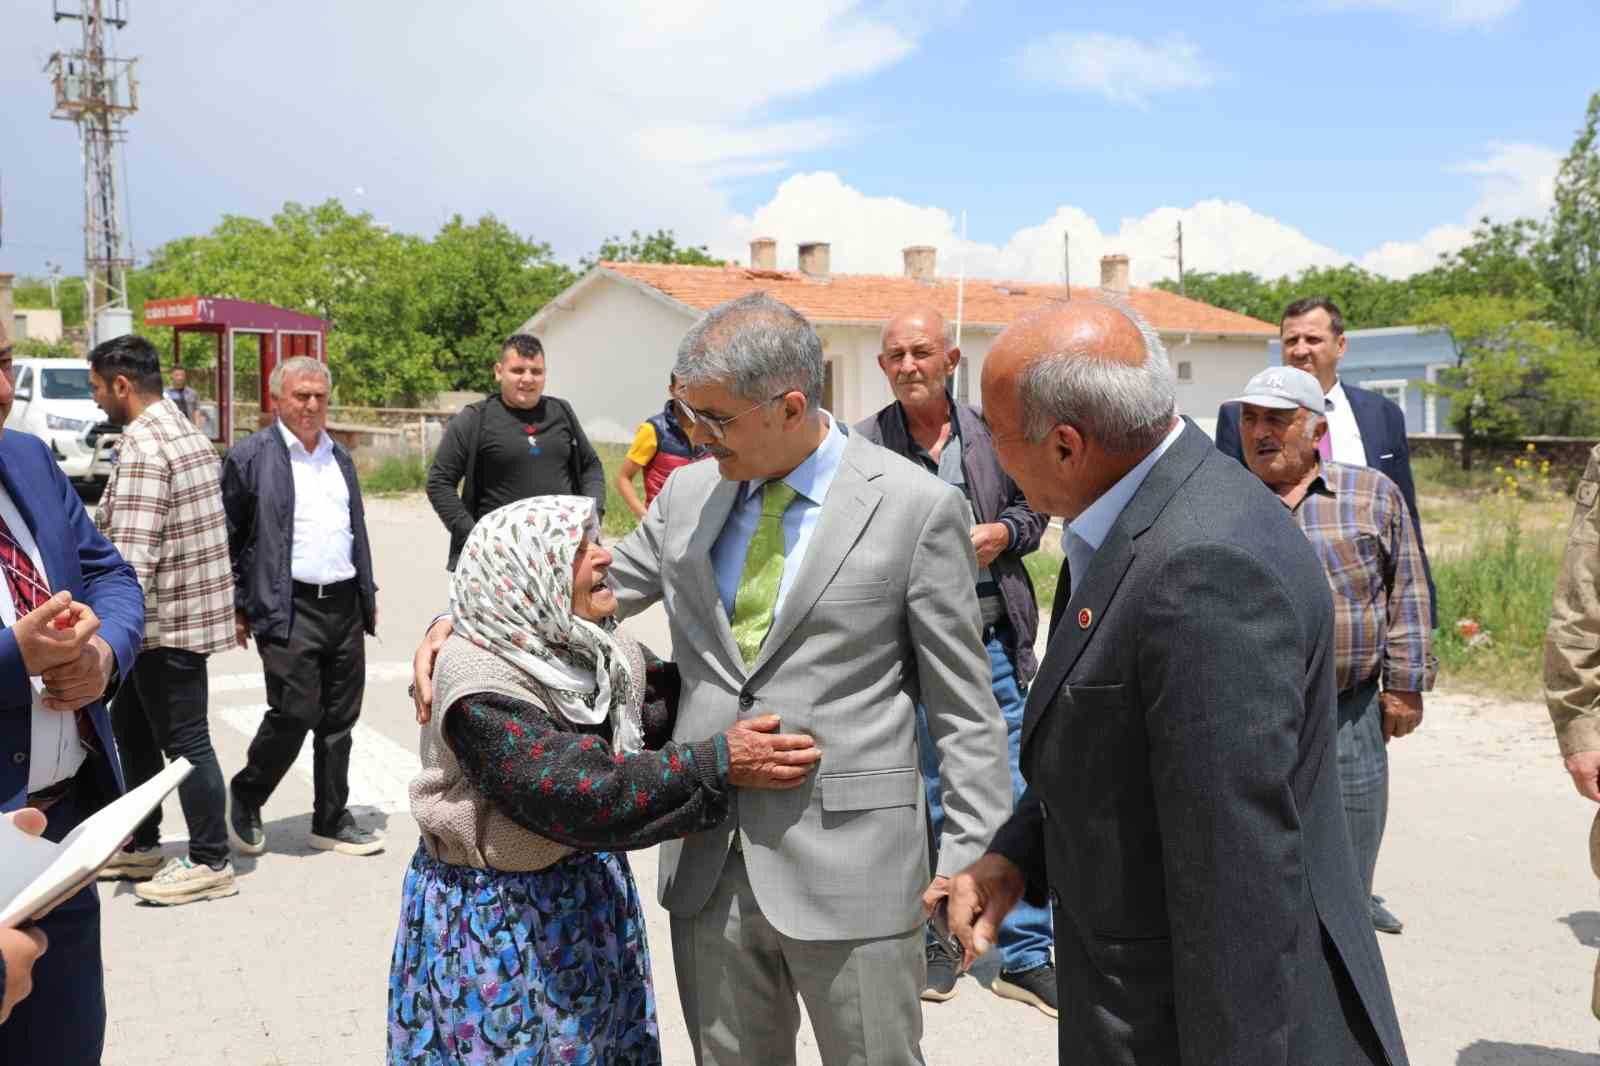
361 456 429 496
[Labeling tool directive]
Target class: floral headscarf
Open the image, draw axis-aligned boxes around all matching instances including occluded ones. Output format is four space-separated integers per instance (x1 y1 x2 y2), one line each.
449 496 642 754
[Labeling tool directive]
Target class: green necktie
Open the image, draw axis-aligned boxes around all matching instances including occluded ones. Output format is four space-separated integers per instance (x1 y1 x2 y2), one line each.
730 481 801 666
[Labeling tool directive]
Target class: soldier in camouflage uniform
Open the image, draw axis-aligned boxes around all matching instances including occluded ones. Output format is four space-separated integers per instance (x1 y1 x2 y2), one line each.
1542 443 1600 1019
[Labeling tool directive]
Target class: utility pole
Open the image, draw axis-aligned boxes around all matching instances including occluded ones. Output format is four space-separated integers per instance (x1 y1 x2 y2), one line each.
45 0 139 349
45 263 62 307
1176 220 1186 297
1062 231 1071 298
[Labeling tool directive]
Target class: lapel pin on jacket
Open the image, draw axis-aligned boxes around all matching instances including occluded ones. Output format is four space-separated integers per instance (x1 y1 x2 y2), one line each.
1077 607 1093 630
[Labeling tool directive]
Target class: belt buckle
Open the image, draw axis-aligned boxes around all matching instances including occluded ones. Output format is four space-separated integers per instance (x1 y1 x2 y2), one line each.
317 583 329 599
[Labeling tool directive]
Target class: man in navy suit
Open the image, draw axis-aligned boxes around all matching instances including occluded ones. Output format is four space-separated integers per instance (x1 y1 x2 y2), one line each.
1215 296 1432 936
0 329 145 1063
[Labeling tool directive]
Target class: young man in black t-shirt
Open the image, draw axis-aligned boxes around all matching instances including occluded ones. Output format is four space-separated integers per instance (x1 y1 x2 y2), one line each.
426 334 607 569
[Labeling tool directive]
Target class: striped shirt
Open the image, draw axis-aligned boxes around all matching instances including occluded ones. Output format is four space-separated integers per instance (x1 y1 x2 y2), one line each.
96 398 236 654
1286 460 1436 694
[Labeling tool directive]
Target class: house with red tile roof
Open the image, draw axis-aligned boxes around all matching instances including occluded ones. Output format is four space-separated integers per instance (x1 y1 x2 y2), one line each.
520 241 1277 442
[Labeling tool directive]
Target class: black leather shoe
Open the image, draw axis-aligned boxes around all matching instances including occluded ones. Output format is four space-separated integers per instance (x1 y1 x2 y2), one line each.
227 785 265 856
1370 897 1404 935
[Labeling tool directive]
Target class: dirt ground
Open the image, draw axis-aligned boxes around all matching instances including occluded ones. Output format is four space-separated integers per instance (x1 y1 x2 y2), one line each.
93 495 1600 1064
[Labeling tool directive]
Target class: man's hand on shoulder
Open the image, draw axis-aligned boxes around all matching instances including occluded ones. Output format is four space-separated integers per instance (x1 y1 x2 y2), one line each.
1565 750 1600 803
412 617 454 724
1380 690 1423 741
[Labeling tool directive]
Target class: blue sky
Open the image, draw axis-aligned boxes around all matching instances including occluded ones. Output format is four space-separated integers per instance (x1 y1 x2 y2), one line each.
0 0 1594 286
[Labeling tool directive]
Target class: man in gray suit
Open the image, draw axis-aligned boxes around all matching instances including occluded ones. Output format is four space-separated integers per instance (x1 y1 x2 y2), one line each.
412 293 1010 1065
947 301 1410 1065
609 293 1009 1064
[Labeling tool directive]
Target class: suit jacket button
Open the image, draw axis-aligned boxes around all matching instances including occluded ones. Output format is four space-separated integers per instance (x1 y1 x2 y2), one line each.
738 690 754 711
11 751 25 765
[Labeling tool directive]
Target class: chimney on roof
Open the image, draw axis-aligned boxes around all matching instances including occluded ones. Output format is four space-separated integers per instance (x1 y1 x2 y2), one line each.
902 245 936 282
797 241 831 280
749 237 777 271
1100 254 1130 295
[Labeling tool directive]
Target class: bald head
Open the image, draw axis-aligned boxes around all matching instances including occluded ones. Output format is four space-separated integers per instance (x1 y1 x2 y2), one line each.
878 305 958 412
982 299 1174 453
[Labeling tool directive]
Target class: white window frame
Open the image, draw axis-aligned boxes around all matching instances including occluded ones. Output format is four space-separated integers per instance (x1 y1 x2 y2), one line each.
1364 377 1408 415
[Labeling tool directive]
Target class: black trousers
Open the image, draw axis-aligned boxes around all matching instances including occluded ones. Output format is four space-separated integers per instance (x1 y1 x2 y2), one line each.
111 647 229 866
232 581 366 836
0 774 105 1065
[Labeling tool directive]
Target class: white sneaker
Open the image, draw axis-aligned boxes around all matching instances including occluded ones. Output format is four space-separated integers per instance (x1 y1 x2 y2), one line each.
99 845 164 881
134 857 239 906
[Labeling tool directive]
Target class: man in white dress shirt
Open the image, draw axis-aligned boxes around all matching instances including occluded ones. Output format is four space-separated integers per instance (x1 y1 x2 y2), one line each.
220 356 382 857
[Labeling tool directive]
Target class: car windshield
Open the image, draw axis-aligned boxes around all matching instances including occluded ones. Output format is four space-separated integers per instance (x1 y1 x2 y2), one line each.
40 368 93 400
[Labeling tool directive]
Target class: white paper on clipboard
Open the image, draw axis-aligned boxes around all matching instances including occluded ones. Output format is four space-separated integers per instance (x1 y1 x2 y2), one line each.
0 757 193 928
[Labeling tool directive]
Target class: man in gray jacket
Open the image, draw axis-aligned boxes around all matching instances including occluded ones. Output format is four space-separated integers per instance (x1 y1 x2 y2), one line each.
414 293 1010 1065
857 306 1054 1013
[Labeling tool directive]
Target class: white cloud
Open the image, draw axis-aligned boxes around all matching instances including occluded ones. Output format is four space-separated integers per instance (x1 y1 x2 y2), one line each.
722 140 1560 289
719 173 1346 285
1316 0 1520 28
1018 32 1221 106
1358 142 1560 277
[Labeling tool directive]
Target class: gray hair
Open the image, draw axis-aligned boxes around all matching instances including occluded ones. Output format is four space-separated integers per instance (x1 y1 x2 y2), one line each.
1018 300 1176 454
674 293 825 409
269 356 332 397
1303 412 1326 442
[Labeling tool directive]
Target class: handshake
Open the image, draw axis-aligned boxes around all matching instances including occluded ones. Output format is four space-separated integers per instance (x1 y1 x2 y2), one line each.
14 592 115 714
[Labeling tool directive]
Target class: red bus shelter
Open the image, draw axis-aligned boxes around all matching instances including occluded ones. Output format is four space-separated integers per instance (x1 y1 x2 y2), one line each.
143 296 332 446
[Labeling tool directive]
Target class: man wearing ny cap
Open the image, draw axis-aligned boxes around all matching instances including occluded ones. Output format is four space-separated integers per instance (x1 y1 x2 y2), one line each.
1235 365 1435 936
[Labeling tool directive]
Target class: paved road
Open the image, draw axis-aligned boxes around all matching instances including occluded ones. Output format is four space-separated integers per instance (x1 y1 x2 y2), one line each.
99 497 1600 1064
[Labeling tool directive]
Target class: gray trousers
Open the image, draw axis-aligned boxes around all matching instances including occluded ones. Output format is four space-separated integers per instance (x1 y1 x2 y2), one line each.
669 848 926 1066
1336 679 1389 897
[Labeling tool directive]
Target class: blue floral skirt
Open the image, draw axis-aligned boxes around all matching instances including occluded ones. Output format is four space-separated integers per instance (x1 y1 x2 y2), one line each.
387 843 661 1065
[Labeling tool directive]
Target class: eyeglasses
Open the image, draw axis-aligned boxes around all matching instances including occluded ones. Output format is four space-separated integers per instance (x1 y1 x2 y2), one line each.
674 392 787 442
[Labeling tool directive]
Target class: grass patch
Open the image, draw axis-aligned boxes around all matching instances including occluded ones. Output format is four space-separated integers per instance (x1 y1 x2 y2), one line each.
1430 501 1566 697
360 455 429 496
1024 544 1064 608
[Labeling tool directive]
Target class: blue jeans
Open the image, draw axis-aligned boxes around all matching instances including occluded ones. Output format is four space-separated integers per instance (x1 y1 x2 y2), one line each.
916 623 1053 974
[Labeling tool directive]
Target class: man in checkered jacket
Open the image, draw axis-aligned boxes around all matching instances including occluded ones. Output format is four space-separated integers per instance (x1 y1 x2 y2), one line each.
90 334 240 906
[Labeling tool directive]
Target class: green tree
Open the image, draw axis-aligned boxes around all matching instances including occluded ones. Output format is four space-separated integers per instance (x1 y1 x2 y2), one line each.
1539 91 1600 341
1422 217 1550 306
414 214 574 394
1414 295 1600 469
13 337 77 358
581 228 723 271
137 200 440 405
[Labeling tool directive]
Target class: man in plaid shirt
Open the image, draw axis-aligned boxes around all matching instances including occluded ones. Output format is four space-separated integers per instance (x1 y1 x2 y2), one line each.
1234 365 1436 936
89 334 239 906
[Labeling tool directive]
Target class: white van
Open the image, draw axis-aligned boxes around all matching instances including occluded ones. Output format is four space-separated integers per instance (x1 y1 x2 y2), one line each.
6 359 114 486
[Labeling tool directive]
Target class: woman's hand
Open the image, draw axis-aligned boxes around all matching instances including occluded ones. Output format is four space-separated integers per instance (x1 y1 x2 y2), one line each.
723 715 822 789
412 617 454 724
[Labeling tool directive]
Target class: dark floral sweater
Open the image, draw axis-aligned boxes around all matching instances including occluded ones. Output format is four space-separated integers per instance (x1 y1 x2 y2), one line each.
444 657 732 852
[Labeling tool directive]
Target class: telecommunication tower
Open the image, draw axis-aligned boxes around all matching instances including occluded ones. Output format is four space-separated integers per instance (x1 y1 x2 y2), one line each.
45 0 139 348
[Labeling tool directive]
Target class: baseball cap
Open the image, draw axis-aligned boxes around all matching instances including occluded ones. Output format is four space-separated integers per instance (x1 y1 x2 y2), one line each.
1228 367 1325 413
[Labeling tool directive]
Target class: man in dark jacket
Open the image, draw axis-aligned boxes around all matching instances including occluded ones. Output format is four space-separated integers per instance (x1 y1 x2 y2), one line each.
220 356 382 858
427 333 607 569
856 306 1054 1014
949 300 1408 1066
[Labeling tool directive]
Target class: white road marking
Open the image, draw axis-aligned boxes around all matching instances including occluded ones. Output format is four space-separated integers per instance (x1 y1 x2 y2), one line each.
206 662 422 815
208 661 416 695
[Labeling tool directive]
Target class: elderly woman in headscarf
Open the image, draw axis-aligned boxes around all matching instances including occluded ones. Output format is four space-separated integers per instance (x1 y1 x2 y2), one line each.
387 496 818 1065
